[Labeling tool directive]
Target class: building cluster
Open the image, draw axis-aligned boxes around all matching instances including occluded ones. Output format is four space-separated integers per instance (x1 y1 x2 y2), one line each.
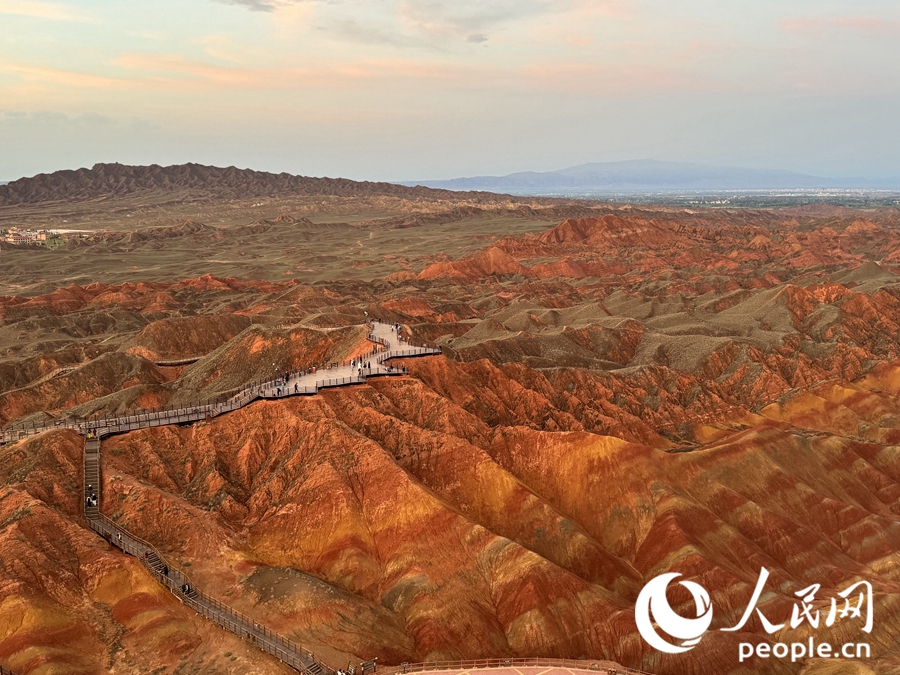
1 227 58 245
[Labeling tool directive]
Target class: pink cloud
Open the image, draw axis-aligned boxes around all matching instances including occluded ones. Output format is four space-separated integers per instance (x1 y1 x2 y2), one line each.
110 52 720 98
112 53 472 90
565 36 594 47
570 0 634 20
0 0 90 22
0 60 123 88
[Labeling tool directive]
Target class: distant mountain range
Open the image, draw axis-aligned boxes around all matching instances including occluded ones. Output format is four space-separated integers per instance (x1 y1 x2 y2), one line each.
402 160 900 193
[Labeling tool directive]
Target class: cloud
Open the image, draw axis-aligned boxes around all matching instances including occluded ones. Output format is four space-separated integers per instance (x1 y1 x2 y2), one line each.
110 52 472 91
327 18 422 48
213 0 317 11
520 61 708 95
0 60 124 88
396 0 550 42
0 109 155 133
194 34 260 63
779 15 900 37
213 0 624 50
0 0 89 21
214 0 278 11
317 1 553 49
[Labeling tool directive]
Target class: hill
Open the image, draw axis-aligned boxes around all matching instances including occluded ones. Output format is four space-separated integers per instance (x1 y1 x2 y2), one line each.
0 162 504 206
405 159 895 192
8 192 900 673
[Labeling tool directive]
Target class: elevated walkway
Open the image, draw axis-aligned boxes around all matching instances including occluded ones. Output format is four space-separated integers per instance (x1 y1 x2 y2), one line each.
3 322 652 675
1 321 440 675
0 321 441 445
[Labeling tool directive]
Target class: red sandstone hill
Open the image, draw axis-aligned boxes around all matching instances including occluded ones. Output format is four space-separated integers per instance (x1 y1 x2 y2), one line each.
416 211 900 284
7 206 900 673
7 360 900 674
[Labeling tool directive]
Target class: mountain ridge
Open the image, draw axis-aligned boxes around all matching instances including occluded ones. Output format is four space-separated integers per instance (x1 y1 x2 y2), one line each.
0 162 508 206
403 159 900 192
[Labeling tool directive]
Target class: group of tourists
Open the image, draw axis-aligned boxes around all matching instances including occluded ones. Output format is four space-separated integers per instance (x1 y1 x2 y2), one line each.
350 358 374 376
269 354 385 394
391 322 409 344
270 366 327 395
85 484 98 508
248 319 432 399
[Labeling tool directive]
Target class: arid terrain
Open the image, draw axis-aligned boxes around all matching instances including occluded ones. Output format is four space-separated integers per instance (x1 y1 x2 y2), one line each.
2 164 900 675
0 163 603 296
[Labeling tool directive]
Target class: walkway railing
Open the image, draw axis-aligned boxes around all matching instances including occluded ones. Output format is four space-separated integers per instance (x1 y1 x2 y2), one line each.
84 503 329 675
0 320 477 675
379 658 654 675
2 321 441 446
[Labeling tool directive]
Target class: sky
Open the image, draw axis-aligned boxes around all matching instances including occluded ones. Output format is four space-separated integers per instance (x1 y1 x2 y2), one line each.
0 0 899 182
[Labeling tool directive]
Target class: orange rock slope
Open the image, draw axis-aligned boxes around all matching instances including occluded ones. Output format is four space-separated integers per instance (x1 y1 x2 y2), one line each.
4 205 900 674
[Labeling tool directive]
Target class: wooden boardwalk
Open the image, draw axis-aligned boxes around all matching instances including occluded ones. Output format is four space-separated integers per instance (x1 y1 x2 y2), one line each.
5 321 440 675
